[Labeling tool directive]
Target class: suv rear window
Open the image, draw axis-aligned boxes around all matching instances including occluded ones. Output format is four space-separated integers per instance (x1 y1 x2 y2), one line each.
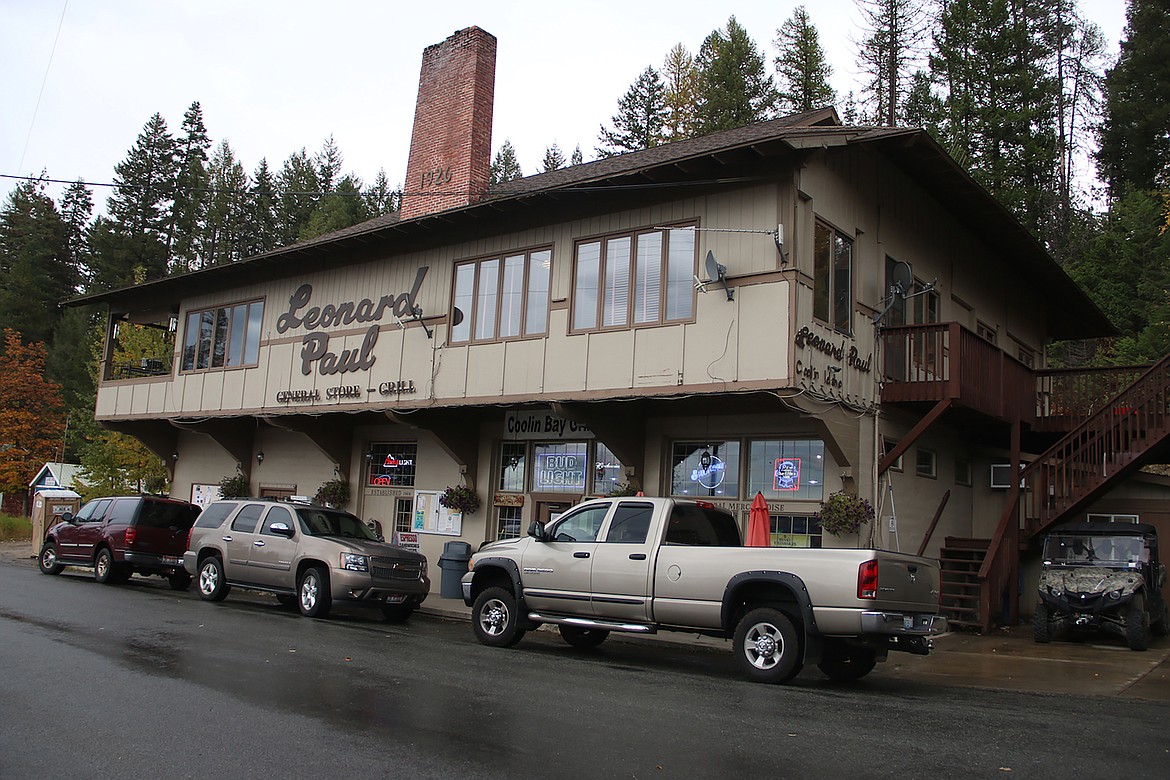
108 498 141 524
194 502 238 529
136 499 200 529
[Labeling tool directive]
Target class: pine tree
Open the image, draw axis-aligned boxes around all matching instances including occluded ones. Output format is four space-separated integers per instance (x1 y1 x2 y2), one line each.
0 329 67 495
855 0 931 126
96 113 178 287
663 43 700 139
315 136 343 194
276 148 320 245
169 101 211 272
571 146 584 166
695 16 779 134
59 180 94 286
1098 0 1170 194
774 6 836 113
301 174 368 241
597 66 669 157
201 140 249 267
489 140 523 185
0 181 76 347
364 169 400 216
242 158 280 258
542 144 567 172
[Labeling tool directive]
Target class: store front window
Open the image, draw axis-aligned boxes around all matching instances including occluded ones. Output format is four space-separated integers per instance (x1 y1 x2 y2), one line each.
498 441 526 492
670 441 740 499
771 514 823 548
592 442 624 495
747 440 825 501
532 442 589 493
366 443 418 487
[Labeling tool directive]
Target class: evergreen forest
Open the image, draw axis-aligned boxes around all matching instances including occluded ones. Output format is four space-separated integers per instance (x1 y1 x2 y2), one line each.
1 0 1167 497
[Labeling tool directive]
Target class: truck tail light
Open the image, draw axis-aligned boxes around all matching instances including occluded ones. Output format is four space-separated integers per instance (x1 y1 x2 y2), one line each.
186 526 194 550
125 527 137 546
858 560 878 600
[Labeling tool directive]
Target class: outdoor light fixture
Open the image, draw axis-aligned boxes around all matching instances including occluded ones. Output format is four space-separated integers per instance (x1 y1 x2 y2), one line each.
172 451 179 462
256 451 265 465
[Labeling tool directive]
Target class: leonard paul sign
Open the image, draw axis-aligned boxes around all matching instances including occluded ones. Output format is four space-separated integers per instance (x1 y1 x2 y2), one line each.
275 267 428 376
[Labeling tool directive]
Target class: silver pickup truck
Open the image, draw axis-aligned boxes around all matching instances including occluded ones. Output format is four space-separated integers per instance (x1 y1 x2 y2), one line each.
461 496 946 684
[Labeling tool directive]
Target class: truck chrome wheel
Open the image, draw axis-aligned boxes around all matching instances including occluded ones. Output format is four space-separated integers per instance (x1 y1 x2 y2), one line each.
472 586 527 648
733 607 802 684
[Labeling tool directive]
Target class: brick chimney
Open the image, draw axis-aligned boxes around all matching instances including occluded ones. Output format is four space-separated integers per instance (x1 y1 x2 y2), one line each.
400 27 497 221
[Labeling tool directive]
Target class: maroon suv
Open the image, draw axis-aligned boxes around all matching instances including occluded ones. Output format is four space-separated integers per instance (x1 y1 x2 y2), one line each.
38 495 201 590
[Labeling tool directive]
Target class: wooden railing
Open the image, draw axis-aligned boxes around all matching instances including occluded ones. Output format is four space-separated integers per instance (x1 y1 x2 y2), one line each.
974 352 1170 631
880 323 1035 421
1018 353 1170 539
1033 364 1150 431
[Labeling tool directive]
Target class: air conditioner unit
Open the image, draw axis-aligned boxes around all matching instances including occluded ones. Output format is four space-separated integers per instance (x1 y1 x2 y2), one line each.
990 463 1026 490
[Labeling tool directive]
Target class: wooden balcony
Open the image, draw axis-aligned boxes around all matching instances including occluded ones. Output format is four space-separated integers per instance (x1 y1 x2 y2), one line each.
879 323 1035 423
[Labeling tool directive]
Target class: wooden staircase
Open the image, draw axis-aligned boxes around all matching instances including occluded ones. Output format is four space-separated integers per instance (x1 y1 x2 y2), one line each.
973 353 1170 631
938 538 988 630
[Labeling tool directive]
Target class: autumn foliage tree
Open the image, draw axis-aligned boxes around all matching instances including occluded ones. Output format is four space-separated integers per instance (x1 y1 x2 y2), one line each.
0 329 66 496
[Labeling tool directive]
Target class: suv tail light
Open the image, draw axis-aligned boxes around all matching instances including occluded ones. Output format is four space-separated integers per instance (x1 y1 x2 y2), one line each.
186 526 194 550
857 560 878 600
125 527 137 546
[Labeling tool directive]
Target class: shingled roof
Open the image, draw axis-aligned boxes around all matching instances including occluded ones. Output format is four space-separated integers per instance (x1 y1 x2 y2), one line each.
69 107 1113 339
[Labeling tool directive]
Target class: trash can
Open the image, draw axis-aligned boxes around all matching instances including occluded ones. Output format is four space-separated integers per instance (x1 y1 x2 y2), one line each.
438 540 473 599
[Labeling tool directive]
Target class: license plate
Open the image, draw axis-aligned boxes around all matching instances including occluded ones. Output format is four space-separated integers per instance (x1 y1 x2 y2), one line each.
385 594 407 604
161 556 182 566
903 615 915 629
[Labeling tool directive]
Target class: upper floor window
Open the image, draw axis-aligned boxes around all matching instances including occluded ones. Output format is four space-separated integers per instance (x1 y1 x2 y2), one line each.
572 224 696 332
451 247 551 343
181 299 263 372
977 320 997 344
814 222 853 334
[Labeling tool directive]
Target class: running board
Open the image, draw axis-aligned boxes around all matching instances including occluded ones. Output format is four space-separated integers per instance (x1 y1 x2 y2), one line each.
527 612 658 634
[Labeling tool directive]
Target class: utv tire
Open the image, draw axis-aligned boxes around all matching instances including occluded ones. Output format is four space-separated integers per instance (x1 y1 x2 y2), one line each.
38 542 64 575
817 641 877 681
1126 593 1149 651
197 556 230 602
94 548 116 584
472 586 526 648
559 625 610 649
298 566 332 619
733 607 802 684
1033 601 1051 644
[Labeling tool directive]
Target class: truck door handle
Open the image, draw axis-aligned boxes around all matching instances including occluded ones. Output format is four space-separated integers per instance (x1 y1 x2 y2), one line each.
629 553 647 560
253 540 265 547
574 551 590 558
222 535 233 542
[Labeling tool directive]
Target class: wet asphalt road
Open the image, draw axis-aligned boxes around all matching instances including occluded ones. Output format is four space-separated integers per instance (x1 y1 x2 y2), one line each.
2 558 1169 779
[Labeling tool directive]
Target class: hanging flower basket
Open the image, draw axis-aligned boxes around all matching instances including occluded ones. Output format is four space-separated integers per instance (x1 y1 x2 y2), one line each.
439 484 481 515
316 477 351 508
218 471 250 499
814 491 874 537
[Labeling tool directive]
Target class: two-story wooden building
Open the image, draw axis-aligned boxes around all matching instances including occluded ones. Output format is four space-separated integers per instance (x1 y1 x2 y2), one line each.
72 27 1170 630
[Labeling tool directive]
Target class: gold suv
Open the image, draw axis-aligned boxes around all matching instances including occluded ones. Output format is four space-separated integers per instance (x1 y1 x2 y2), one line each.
183 498 429 621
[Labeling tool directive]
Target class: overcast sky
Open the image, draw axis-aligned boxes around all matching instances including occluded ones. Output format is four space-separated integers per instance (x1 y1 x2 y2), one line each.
2 0 1129 210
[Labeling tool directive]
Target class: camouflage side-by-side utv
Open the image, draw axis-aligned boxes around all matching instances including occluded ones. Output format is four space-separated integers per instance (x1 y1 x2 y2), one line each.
1034 522 1169 650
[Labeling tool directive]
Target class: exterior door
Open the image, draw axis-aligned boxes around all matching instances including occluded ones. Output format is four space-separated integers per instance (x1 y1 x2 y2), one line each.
588 501 656 623
56 498 111 562
245 505 298 588
521 503 609 616
223 503 265 577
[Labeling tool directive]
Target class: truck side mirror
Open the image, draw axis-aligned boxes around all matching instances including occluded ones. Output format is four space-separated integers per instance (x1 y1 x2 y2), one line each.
528 520 548 542
61 511 74 523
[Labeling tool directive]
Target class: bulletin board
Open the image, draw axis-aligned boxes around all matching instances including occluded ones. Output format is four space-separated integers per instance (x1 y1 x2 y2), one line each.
191 483 223 509
412 490 462 536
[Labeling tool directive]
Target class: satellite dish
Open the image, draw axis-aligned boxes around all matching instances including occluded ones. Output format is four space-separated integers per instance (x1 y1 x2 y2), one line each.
891 261 913 295
704 250 734 301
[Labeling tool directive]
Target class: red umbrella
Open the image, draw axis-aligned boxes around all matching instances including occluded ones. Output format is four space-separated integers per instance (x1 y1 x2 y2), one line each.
746 491 771 547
